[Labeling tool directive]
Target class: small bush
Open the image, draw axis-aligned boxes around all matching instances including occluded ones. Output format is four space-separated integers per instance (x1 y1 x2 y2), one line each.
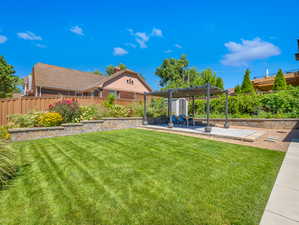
49 99 80 123
107 104 130 117
38 112 63 127
8 112 42 128
128 103 144 117
103 94 116 108
0 127 10 140
75 105 103 122
0 142 16 188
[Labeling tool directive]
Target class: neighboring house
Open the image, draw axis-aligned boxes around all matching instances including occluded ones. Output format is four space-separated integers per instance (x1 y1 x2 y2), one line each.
24 63 151 99
252 70 299 91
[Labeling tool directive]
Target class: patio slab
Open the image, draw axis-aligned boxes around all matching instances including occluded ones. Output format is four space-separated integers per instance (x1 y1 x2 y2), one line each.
260 141 299 225
142 124 264 142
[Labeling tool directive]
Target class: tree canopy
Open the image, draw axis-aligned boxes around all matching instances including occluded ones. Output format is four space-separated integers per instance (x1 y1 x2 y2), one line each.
106 63 127 76
93 70 102 75
273 69 287 90
155 55 224 90
0 56 18 98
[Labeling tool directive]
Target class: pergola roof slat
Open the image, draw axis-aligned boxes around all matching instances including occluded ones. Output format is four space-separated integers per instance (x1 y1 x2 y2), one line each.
146 85 224 98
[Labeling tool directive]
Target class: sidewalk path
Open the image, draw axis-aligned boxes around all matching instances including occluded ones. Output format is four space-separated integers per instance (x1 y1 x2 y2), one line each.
260 140 299 225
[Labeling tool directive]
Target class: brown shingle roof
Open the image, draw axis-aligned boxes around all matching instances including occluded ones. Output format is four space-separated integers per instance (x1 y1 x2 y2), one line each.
33 62 152 92
33 63 105 91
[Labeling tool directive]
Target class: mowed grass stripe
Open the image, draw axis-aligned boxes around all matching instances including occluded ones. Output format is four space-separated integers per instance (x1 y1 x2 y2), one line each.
35 141 103 225
48 138 130 213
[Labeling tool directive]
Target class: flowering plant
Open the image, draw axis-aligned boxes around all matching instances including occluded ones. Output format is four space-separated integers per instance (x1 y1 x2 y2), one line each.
49 99 80 123
38 112 63 127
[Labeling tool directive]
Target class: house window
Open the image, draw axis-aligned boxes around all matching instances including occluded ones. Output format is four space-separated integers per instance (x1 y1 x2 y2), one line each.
126 79 134 85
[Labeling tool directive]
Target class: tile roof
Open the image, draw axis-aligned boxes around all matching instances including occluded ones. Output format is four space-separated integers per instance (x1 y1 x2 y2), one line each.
33 63 105 91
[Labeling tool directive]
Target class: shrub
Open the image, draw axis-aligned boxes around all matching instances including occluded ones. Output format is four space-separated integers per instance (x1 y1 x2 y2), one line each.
107 104 130 117
37 112 63 127
128 102 144 117
8 112 42 128
0 127 10 140
0 142 16 189
191 88 299 118
147 98 167 118
103 94 116 108
49 99 80 123
75 105 103 122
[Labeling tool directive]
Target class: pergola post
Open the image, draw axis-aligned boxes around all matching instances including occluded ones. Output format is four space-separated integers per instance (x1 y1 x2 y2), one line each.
143 93 148 125
168 90 174 128
205 83 212 132
224 90 230 128
192 96 195 126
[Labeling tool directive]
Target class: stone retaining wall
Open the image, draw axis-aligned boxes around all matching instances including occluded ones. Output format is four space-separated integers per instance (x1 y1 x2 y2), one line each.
194 118 299 129
9 117 143 142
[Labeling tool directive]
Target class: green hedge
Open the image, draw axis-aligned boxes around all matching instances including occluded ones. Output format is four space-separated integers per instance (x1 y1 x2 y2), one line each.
191 88 299 118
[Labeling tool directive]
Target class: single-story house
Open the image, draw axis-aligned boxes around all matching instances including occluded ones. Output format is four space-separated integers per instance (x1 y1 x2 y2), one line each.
24 63 151 99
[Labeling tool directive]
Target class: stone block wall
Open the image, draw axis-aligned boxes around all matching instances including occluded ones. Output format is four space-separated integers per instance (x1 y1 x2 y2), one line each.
9 117 143 142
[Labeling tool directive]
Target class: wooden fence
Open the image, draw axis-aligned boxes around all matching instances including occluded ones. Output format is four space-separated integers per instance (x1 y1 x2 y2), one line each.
0 95 145 126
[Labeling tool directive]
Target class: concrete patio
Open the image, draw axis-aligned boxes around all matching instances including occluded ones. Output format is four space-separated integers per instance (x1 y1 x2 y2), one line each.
142 124 264 142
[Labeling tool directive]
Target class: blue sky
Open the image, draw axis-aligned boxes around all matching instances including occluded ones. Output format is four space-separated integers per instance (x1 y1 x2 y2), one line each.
0 0 298 90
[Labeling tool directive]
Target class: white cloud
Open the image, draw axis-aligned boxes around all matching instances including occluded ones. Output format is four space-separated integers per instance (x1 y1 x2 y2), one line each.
136 38 148 48
125 43 137 48
221 38 280 66
113 47 128 56
70 25 84 36
174 44 182 49
151 28 163 37
0 35 7 43
164 49 173 54
36 43 47 48
17 31 42 40
135 32 149 42
128 29 150 48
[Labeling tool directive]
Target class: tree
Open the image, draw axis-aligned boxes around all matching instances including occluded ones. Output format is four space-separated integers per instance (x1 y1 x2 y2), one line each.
216 77 224 90
241 69 255 93
155 55 225 89
93 70 102 75
273 69 287 90
155 54 189 88
0 56 18 98
106 64 127 75
234 85 241 94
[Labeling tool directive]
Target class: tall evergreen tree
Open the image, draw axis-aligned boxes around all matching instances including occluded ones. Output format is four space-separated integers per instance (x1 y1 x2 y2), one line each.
0 56 18 98
273 69 287 90
215 77 224 90
241 69 255 93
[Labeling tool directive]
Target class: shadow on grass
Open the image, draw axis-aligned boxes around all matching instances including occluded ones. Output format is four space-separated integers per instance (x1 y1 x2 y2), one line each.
0 163 30 192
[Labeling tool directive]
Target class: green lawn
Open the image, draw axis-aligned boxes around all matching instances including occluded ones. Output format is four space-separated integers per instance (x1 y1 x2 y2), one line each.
0 129 284 225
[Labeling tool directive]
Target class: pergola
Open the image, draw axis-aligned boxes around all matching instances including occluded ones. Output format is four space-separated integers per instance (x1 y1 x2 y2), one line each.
143 83 230 132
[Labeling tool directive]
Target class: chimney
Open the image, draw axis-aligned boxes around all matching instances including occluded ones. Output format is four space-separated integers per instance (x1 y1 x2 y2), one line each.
114 67 121 73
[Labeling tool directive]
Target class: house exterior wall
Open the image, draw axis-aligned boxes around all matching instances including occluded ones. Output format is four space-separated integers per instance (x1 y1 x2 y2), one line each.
104 74 150 93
